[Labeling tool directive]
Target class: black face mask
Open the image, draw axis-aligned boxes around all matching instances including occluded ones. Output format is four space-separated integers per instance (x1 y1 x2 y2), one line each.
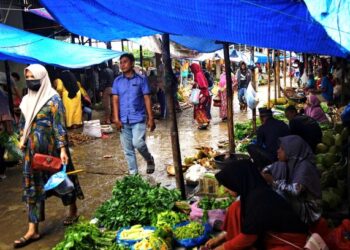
26 79 41 91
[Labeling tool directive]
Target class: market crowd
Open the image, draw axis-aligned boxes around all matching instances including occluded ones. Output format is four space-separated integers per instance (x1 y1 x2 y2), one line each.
0 53 348 249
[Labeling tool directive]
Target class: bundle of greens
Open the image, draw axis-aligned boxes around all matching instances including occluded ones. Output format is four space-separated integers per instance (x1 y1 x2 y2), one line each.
174 222 204 240
95 175 181 230
198 197 234 210
52 220 127 250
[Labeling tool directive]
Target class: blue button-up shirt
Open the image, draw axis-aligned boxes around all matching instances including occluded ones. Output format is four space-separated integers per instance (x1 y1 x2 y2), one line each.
112 73 151 124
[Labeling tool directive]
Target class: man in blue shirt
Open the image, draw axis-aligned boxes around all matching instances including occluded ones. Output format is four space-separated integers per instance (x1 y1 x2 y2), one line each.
112 53 156 174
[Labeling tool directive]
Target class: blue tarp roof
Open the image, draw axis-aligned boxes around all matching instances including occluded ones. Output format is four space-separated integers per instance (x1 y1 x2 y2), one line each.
0 23 123 68
40 0 349 57
304 0 350 55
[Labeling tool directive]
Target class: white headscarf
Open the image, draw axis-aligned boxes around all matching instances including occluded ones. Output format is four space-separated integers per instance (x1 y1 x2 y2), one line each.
20 64 58 142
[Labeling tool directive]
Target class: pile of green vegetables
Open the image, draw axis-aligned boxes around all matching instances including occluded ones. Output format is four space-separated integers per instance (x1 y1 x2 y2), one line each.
95 175 181 230
198 196 234 210
174 222 204 240
153 210 188 228
52 220 128 250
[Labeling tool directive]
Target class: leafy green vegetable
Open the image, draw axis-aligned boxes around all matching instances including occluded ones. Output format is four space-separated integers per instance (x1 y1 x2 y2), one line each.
52 220 127 250
153 211 188 228
198 197 234 210
95 175 181 230
174 222 204 239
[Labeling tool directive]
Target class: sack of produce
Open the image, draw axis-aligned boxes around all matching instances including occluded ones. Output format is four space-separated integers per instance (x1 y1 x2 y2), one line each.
116 225 155 247
83 120 102 138
173 221 211 248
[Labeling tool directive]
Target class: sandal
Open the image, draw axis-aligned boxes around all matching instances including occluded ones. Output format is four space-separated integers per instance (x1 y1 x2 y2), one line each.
63 215 80 226
146 156 155 174
14 235 41 248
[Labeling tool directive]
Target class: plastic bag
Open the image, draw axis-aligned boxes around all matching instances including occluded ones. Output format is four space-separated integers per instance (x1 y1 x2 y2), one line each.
190 202 226 227
245 83 259 109
173 221 211 248
83 120 102 138
44 164 74 195
190 88 201 105
326 219 350 250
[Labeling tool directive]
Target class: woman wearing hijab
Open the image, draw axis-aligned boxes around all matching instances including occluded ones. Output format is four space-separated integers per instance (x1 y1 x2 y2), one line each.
54 70 83 128
304 94 328 123
262 135 322 225
190 63 210 129
236 61 251 112
217 65 235 121
205 159 307 250
14 64 84 248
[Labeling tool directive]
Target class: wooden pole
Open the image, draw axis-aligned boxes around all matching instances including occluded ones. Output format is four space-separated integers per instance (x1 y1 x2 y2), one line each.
161 34 186 199
251 48 257 133
283 51 287 91
267 49 271 108
121 39 125 51
140 45 143 68
223 42 235 153
289 51 292 87
4 61 14 116
273 50 277 104
276 51 281 98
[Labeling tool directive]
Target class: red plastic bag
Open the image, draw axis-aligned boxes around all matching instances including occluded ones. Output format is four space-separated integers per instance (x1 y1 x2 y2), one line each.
326 219 350 250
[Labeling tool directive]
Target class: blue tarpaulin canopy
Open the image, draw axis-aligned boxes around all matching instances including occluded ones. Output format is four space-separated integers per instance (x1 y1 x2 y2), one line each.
0 23 123 68
40 0 349 57
304 0 350 55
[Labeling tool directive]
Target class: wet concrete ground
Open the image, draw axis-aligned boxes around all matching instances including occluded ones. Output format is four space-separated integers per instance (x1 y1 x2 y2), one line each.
0 84 277 249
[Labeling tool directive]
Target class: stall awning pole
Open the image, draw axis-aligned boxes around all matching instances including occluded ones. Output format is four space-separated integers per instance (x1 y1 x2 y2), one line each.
223 42 235 153
251 48 257 133
267 49 271 108
283 51 287 91
162 33 186 199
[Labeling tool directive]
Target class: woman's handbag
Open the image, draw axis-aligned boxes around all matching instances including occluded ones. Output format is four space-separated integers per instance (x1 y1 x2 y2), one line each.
190 88 201 105
213 94 222 107
32 153 62 173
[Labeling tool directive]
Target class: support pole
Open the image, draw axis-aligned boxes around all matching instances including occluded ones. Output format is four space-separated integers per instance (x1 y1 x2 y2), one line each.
273 50 277 104
4 61 14 116
283 51 287 91
251 48 257 133
267 49 271 108
289 51 292 87
223 42 235 153
106 42 113 68
162 34 186 199
140 45 143 68
275 50 281 98
121 39 125 51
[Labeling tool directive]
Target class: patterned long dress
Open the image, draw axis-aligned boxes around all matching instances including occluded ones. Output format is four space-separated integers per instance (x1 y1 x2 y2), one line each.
20 94 84 223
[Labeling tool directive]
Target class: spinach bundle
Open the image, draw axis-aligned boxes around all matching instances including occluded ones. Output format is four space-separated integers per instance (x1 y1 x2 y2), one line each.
95 175 181 230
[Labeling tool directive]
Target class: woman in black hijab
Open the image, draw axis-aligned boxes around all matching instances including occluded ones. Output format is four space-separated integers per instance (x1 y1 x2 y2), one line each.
205 159 307 250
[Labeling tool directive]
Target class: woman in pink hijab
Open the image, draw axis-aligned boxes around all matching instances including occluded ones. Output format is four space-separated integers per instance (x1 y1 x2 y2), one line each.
190 63 210 129
304 95 328 123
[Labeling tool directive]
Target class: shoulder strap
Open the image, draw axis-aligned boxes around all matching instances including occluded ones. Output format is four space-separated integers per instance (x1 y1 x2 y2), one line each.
268 233 303 250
